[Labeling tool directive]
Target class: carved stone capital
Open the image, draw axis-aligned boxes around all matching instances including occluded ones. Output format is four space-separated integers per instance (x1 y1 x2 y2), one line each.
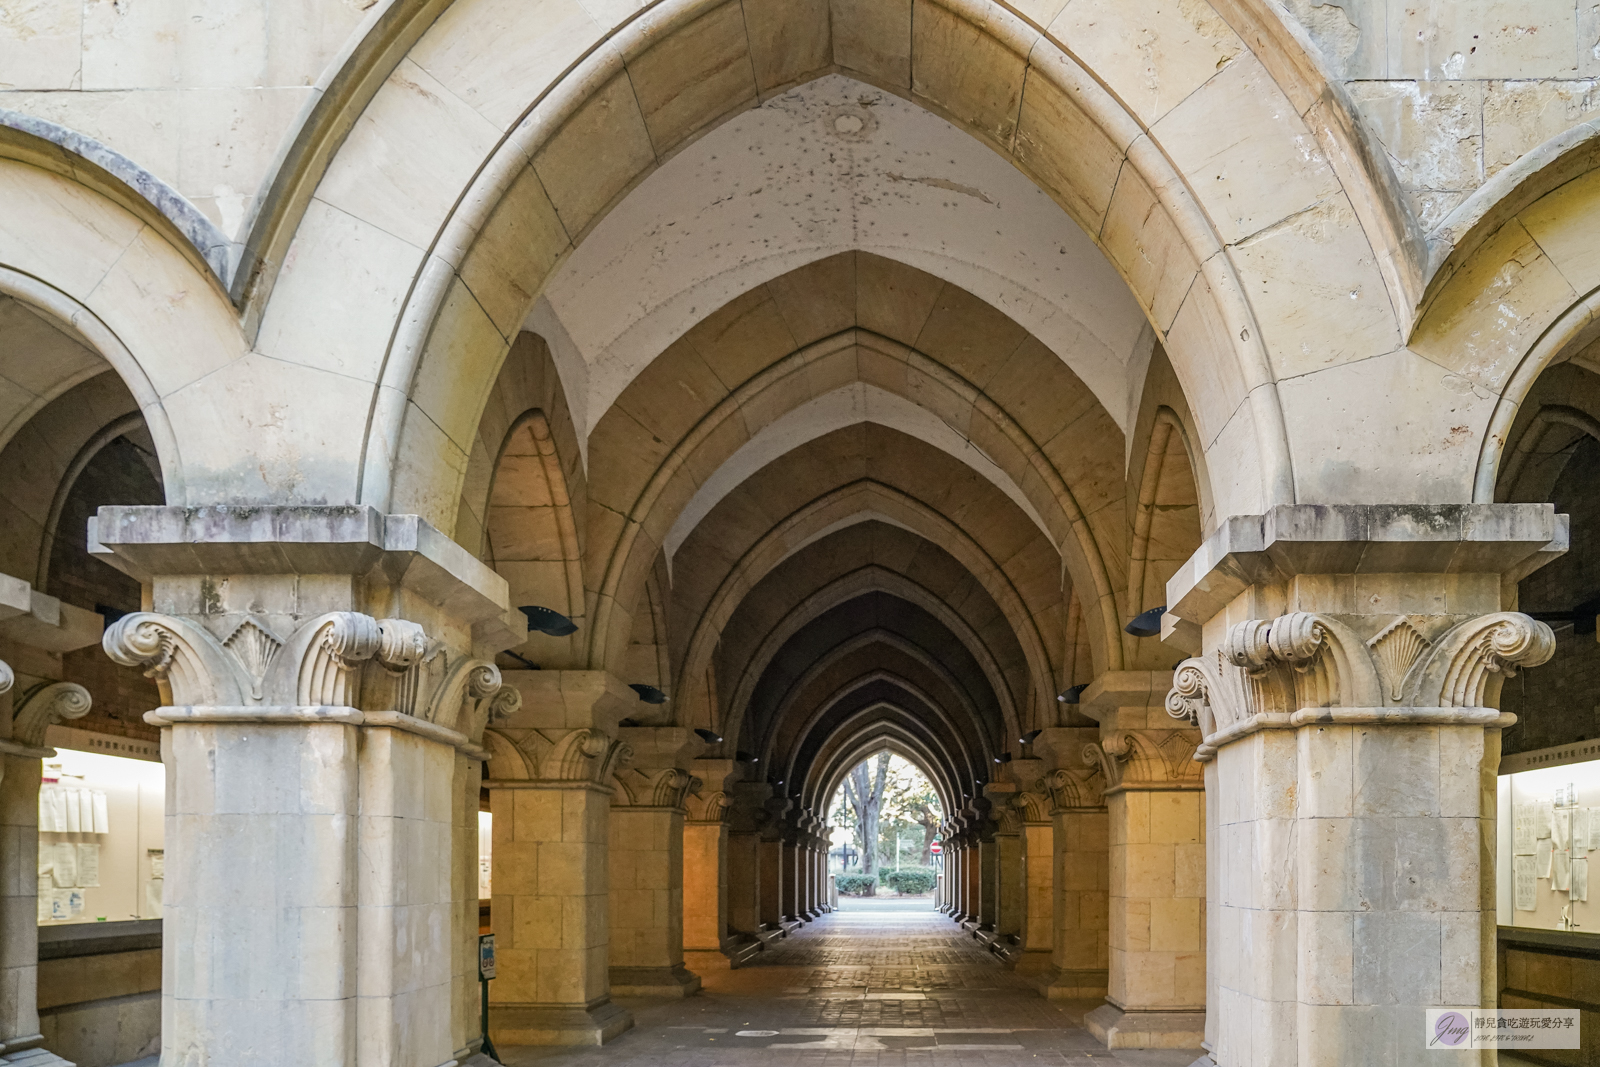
684 788 730 824
1167 610 1556 760
103 609 512 751
612 767 697 810
13 680 92 748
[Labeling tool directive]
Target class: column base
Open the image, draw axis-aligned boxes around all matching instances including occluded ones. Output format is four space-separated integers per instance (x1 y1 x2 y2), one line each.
609 965 703 998
1013 949 1054 976
1036 967 1110 1000
490 1000 635 1046
0 1050 76 1067
1084 1004 1205 1049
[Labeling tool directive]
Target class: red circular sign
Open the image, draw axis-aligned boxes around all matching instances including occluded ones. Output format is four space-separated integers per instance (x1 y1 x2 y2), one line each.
930 841 943 854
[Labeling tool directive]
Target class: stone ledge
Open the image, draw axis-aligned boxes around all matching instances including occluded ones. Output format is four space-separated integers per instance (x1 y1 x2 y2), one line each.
0 571 102 654
488 1001 633 1046
1084 1004 1205 1049
1168 503 1567 627
89 506 523 651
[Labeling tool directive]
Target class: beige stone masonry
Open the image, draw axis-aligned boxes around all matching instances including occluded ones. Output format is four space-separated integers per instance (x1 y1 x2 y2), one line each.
682 759 739 960
607 726 704 998
1164 503 1564 1067
1069 681 1205 1050
0 572 101 1066
91 506 522 1067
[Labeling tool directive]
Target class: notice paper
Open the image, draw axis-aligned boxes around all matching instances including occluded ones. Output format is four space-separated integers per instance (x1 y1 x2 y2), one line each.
48 890 68 921
1538 836 1554 879
1514 806 1536 855
1591 808 1600 851
75 843 100 888
35 876 51 922
51 842 76 888
66 889 83 918
62 788 79 833
148 850 164 880
1515 855 1538 911
38 786 64 833
92 790 108 834
1575 858 1590 903
1576 808 1592 856
1555 848 1573 892
1554 808 1571 850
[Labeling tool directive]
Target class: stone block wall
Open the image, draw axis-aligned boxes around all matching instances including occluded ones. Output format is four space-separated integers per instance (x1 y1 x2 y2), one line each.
1107 791 1204 1010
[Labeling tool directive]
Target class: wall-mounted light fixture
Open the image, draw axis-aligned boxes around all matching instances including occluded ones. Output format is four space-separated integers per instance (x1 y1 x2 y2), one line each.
993 753 1012 764
693 728 723 744
1019 729 1043 744
1125 606 1166 638
1056 684 1088 705
629 684 667 704
518 606 578 636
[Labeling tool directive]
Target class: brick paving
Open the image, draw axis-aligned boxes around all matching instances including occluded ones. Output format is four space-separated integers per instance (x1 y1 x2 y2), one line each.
497 901 1202 1066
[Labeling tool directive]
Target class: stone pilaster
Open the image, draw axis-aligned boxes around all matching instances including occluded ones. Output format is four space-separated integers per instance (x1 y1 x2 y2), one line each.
985 784 1027 951
484 671 635 1045
1163 503 1565 1067
725 782 773 937
1031 729 1111 1000
1009 760 1056 975
682 759 737 961
1073 675 1205 1050
757 796 790 929
93 505 524 1066
0 573 102 1065
607 727 703 997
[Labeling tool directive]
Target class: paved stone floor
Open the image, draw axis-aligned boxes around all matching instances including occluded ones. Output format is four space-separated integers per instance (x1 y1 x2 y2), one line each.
498 899 1202 1066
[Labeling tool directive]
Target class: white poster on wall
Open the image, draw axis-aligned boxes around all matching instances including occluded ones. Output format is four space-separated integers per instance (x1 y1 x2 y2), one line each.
1514 855 1538 911
76 843 100 888
1537 837 1554 879
52 842 76 888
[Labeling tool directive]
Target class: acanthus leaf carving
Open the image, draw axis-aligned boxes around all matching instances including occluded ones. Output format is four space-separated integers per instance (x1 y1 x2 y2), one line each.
1167 609 1556 758
613 767 696 809
684 788 730 823
1404 611 1556 708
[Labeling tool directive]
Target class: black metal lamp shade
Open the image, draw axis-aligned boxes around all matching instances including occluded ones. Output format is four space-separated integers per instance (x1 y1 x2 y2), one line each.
518 605 578 636
1124 605 1166 638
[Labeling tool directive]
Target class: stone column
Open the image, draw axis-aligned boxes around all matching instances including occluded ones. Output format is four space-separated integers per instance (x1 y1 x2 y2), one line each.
1010 763 1057 975
1074 674 1204 1050
485 671 636 1045
682 760 737 962
1162 503 1564 1067
780 822 801 922
1032 729 1110 1000
92 505 525 1066
0 574 102 1066
985 786 1026 947
757 797 789 929
607 727 703 997
725 782 772 937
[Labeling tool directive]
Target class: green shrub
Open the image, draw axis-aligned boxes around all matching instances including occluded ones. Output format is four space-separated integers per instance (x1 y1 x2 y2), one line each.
835 874 876 896
883 869 935 894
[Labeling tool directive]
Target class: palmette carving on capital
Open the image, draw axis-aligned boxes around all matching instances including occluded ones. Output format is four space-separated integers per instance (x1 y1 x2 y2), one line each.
102 609 512 742
1165 610 1556 760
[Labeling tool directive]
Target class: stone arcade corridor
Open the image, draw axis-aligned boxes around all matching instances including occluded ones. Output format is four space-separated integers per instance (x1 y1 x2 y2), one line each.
8 0 1600 1065
501 901 1198 1067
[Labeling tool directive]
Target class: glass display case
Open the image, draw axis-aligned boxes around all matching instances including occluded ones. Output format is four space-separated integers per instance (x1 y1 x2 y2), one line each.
1498 739 1600 932
36 726 164 927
